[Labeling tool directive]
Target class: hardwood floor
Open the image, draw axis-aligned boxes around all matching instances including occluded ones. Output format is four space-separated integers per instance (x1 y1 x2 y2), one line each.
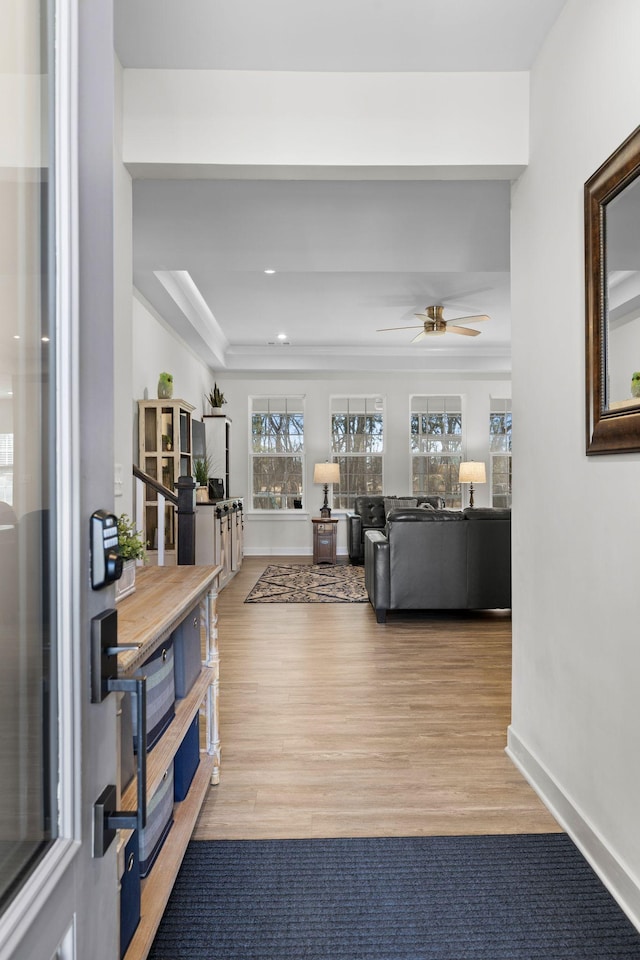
193 557 561 840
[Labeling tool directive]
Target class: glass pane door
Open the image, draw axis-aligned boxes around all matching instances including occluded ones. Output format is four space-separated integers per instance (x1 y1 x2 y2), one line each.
0 0 57 912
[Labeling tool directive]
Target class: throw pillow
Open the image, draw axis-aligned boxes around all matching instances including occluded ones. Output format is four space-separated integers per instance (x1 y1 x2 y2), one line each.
420 502 435 509
384 497 418 517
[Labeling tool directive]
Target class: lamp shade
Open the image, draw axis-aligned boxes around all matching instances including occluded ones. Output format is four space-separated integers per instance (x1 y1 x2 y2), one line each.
458 461 486 484
313 462 340 484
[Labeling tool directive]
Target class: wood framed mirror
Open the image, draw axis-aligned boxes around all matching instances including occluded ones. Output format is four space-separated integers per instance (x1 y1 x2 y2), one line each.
585 125 640 454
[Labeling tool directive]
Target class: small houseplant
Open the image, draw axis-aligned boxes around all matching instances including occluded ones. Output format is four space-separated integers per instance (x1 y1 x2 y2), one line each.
193 456 212 501
206 383 225 413
116 514 146 601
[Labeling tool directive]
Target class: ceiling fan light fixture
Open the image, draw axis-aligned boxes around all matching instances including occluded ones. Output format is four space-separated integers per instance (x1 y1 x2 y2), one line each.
379 303 490 342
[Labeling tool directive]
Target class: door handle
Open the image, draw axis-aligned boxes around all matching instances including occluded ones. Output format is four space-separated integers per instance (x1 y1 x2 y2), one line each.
93 675 147 858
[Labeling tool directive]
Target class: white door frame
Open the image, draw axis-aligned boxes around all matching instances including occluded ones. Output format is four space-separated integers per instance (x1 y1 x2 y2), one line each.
0 1 119 957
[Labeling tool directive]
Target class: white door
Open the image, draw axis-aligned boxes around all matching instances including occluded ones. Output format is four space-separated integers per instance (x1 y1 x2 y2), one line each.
0 2 120 958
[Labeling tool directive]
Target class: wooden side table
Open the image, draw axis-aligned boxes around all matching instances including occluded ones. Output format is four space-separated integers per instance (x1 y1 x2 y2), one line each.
312 518 338 564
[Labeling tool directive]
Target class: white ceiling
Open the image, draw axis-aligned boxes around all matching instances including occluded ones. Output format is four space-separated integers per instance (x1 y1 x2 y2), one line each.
115 0 566 73
115 0 568 376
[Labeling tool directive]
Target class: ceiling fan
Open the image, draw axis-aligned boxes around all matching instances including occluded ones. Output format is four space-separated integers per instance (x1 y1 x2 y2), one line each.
378 305 490 341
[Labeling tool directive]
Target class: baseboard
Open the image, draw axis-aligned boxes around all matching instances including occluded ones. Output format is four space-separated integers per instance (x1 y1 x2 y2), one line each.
506 726 640 931
243 548 348 557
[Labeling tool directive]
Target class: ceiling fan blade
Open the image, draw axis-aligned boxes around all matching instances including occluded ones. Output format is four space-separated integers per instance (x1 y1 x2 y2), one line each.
413 312 428 320
447 324 481 337
410 330 427 343
452 314 490 324
377 324 424 332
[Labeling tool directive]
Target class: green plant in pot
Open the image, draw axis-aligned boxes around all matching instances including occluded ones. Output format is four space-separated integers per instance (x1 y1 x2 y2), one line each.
206 383 225 412
117 514 147 562
193 456 212 501
193 456 211 486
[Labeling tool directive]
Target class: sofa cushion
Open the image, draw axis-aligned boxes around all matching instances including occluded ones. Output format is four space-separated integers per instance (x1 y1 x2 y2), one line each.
463 507 511 521
353 496 387 528
387 508 465 523
384 497 417 516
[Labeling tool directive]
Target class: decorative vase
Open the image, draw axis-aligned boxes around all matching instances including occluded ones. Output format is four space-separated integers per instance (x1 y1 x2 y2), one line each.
196 485 209 503
158 375 173 399
210 406 222 415
115 559 136 602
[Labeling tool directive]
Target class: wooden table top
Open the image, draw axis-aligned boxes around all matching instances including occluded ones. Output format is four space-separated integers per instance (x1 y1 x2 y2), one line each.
116 564 220 674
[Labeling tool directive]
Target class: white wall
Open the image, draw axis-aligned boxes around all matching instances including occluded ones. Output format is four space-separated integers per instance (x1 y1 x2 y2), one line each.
131 292 214 434
123 69 528 176
509 0 640 927
218 374 510 556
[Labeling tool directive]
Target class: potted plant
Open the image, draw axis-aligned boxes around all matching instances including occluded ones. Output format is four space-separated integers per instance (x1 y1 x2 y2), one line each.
193 456 212 501
116 514 146 602
206 383 226 414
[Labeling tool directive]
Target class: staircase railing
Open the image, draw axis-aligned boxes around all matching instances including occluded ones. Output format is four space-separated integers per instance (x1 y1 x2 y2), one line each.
132 465 196 565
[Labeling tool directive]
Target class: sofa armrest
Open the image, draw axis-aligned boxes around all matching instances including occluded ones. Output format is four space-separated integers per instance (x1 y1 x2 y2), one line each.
346 512 363 562
364 530 390 623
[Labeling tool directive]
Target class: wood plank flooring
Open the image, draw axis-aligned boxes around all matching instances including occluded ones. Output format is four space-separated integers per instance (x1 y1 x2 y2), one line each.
194 557 560 840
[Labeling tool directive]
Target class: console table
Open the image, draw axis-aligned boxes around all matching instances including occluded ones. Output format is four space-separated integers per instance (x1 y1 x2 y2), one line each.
116 564 221 960
312 517 338 564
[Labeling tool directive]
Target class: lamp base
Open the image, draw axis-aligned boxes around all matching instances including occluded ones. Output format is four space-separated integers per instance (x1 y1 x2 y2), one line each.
319 482 331 518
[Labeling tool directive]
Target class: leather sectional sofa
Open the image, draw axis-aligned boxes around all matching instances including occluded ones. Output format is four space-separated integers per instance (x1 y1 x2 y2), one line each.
346 494 446 563
364 506 511 622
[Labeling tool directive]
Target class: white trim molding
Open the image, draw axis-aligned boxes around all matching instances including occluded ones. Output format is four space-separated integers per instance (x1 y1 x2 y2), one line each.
506 727 640 932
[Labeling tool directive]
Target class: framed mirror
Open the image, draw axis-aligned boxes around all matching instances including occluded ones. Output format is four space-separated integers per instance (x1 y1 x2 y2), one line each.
585 125 640 454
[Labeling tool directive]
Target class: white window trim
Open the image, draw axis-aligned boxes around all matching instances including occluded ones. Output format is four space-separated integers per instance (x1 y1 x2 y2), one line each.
409 394 464 503
489 400 512 508
248 395 306 512
329 394 385 507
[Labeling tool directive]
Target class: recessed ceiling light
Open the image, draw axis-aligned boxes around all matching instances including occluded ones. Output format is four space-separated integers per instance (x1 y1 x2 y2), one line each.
277 333 287 340
264 268 276 275
41 336 50 343
13 335 20 340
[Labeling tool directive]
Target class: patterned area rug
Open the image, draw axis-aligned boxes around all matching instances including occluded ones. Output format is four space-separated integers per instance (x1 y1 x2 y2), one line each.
245 563 367 603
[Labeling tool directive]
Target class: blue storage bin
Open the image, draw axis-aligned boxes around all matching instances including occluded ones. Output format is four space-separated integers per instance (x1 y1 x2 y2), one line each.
174 715 200 801
132 640 175 753
172 603 202 698
139 764 174 878
120 830 140 957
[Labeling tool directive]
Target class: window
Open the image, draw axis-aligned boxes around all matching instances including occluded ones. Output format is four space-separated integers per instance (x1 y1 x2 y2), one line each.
0 434 13 505
411 396 463 507
490 399 512 507
331 397 384 510
0 0 58 911
250 397 304 509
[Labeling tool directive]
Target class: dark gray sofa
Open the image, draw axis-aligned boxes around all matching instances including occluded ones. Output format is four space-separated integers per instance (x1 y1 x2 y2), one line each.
364 507 511 622
346 494 445 563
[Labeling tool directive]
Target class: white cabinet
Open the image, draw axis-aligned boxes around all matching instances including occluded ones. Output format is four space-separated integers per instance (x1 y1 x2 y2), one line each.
195 498 243 589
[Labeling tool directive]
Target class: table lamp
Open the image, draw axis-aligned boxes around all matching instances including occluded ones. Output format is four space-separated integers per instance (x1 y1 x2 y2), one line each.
313 462 340 518
458 461 486 508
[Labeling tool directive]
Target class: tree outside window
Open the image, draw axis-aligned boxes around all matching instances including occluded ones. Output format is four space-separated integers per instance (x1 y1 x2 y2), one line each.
250 397 304 509
331 397 383 509
490 399 512 508
411 396 463 507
